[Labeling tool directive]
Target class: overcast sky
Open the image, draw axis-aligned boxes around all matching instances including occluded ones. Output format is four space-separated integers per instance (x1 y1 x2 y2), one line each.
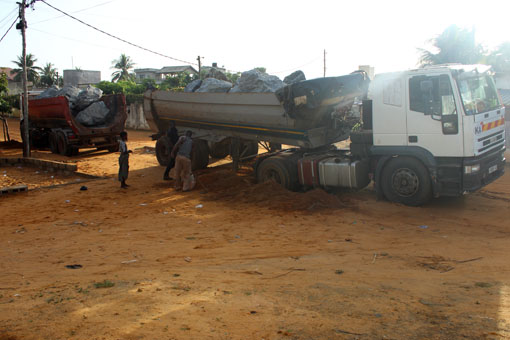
0 0 509 82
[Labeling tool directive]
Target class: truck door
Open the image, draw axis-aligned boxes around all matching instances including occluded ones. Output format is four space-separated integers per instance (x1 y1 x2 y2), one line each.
406 74 463 157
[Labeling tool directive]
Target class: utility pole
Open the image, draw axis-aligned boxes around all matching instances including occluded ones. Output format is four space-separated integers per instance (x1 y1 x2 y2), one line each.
197 55 202 79
18 0 30 157
323 49 326 78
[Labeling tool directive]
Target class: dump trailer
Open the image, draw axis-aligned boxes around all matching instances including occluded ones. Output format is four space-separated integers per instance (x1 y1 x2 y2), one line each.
145 65 505 206
25 94 127 156
144 73 368 169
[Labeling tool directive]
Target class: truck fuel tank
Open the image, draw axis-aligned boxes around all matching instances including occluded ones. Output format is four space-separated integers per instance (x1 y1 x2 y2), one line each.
318 157 370 189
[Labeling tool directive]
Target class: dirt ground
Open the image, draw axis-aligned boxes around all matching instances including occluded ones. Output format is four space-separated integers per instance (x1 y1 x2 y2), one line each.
1 118 510 340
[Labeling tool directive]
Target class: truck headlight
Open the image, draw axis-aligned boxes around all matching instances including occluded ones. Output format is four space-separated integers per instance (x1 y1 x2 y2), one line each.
464 164 481 174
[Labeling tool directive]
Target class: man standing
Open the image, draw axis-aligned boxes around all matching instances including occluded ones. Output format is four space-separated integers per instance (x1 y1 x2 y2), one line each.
171 130 193 191
163 121 179 180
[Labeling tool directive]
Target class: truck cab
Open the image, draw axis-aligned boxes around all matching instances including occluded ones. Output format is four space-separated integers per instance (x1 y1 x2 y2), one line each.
368 64 505 204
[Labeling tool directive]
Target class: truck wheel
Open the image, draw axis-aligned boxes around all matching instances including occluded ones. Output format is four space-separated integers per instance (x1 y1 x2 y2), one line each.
49 131 59 154
208 139 231 159
108 141 119 153
191 139 209 170
381 157 432 206
56 131 72 156
256 156 298 190
155 135 172 166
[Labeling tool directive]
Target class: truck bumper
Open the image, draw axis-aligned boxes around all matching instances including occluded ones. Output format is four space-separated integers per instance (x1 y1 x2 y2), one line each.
462 146 506 193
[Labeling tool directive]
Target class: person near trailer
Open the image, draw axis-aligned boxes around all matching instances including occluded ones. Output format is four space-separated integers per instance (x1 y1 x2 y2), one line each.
118 131 132 189
163 121 179 180
171 130 194 191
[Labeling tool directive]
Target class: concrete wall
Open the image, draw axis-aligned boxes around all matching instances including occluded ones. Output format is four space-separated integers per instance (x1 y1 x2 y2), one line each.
125 103 150 130
63 70 101 87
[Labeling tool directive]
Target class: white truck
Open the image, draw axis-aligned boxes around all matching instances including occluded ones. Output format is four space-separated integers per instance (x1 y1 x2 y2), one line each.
145 64 506 206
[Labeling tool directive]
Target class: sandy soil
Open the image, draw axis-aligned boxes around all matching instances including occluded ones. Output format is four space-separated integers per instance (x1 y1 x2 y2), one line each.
1 118 510 340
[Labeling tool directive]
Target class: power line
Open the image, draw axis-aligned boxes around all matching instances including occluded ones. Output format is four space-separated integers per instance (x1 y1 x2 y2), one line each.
0 7 17 26
40 0 198 66
31 0 116 25
0 16 17 44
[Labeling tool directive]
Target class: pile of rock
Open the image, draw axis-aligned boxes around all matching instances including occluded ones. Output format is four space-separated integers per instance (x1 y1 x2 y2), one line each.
184 68 306 94
37 85 110 127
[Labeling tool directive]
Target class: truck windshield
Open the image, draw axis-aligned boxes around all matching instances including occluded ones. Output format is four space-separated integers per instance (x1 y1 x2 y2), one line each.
457 75 501 115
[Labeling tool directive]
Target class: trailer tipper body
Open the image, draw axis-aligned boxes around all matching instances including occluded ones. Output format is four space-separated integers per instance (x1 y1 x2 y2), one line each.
26 94 127 156
145 65 505 205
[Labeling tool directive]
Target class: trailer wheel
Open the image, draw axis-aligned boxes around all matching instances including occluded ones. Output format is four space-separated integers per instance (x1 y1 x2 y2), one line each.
381 157 432 206
208 139 231 159
191 139 209 170
49 131 59 154
155 135 172 166
56 131 72 156
256 156 298 190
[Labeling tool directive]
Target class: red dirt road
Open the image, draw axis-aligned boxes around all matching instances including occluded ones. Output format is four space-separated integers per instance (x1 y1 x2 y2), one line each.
1 120 510 339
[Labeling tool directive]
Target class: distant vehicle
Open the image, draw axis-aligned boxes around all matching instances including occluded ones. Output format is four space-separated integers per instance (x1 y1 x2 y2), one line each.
144 65 505 206
24 94 127 156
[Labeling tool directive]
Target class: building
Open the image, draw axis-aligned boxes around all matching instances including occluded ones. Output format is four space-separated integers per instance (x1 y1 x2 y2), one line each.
63 70 101 87
0 67 23 94
134 66 198 84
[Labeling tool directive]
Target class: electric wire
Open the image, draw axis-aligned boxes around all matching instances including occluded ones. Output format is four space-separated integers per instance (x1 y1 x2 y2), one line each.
0 16 18 44
0 7 17 26
31 0 116 25
40 0 198 66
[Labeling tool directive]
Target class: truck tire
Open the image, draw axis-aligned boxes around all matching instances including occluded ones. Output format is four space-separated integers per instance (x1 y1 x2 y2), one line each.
256 156 298 190
350 130 373 144
156 135 172 166
49 131 59 154
191 139 209 170
381 157 432 206
208 139 230 159
56 131 72 156
108 141 119 153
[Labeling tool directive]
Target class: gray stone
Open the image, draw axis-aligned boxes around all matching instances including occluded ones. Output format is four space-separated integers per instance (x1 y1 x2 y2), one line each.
229 69 285 93
36 85 60 99
284 70 306 84
184 79 202 93
74 85 103 111
195 78 232 93
57 85 82 109
205 68 228 81
75 101 110 126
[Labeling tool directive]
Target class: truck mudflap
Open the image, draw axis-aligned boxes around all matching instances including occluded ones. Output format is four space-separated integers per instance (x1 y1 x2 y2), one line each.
462 146 506 192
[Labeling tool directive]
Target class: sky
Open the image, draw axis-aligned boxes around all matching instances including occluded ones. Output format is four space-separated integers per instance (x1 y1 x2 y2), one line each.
0 0 509 82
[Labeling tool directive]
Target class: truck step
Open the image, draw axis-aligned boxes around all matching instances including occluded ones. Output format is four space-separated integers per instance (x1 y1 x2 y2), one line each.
0 185 28 195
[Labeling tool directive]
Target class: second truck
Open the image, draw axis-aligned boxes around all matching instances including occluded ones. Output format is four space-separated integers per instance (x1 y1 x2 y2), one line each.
144 64 506 206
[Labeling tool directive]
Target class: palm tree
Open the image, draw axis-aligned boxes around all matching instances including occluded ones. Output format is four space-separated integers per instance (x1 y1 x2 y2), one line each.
418 25 484 67
12 53 42 85
39 62 58 87
111 54 135 82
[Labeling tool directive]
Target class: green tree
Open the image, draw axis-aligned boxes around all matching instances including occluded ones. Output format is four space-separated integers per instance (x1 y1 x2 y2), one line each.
111 54 135 82
225 71 241 84
486 42 510 73
0 72 10 114
39 62 58 87
418 25 484 67
160 73 196 91
12 53 42 85
254 67 267 73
